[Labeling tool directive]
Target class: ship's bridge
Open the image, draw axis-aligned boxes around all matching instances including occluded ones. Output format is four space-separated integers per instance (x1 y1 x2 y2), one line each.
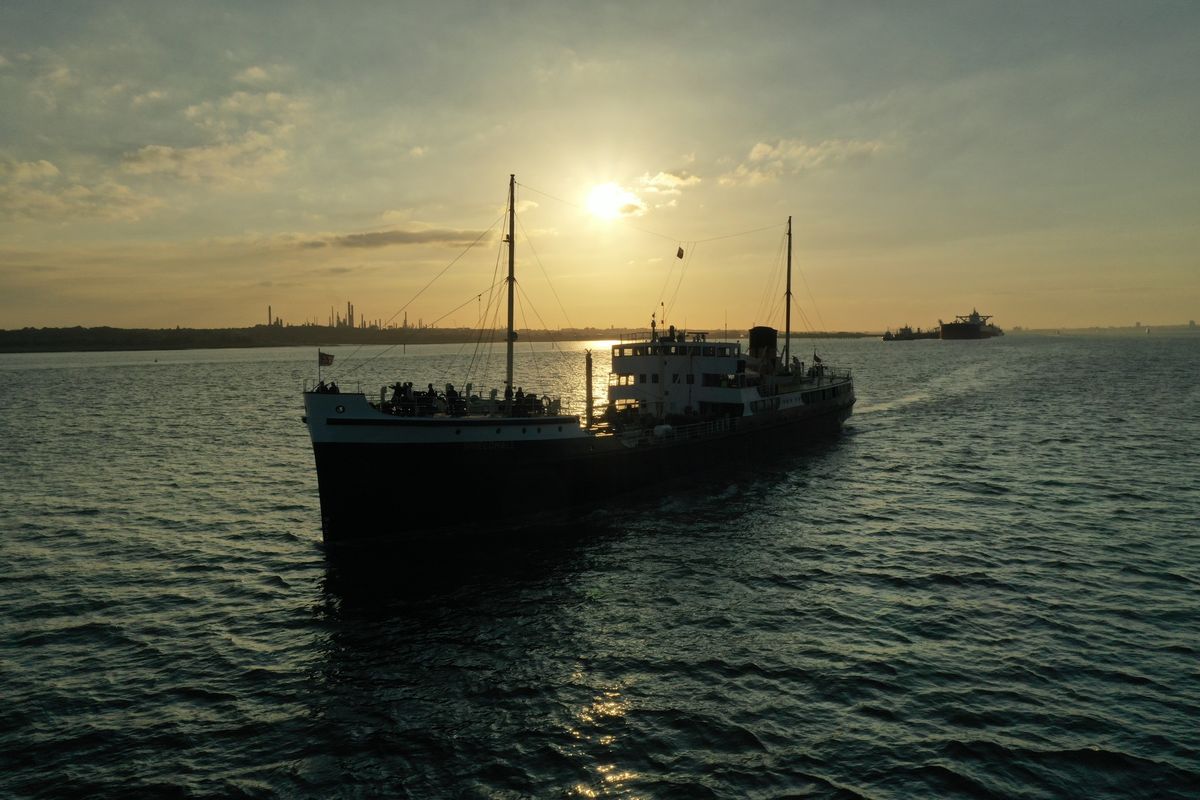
608 326 749 420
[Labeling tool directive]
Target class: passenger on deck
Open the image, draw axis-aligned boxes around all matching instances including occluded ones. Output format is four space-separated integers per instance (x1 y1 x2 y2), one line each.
445 383 465 416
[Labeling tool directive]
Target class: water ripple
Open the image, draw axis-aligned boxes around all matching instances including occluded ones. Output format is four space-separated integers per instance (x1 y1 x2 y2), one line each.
2 338 1199 798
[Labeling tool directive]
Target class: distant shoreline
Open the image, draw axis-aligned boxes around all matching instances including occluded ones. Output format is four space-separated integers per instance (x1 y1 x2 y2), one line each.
0 325 875 354
4 324 1193 354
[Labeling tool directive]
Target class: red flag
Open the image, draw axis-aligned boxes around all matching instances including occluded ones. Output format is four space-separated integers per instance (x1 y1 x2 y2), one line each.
318 351 334 366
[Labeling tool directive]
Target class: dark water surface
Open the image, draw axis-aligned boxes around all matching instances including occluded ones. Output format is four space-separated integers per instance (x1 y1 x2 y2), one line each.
2 335 1198 799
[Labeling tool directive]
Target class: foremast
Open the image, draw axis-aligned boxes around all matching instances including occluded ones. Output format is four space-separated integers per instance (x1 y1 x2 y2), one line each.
784 215 792 368
505 174 516 413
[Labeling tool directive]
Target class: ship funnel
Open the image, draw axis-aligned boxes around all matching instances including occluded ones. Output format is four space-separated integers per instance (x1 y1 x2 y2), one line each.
749 326 778 358
748 326 779 373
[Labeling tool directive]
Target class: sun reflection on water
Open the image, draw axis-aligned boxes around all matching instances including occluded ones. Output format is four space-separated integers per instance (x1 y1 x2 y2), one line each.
567 683 642 797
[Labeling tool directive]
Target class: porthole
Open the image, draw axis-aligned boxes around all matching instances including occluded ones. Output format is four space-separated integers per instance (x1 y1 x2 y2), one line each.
335 405 345 413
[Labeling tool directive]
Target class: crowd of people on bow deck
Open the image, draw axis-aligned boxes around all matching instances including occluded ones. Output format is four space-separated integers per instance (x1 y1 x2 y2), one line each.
377 381 554 417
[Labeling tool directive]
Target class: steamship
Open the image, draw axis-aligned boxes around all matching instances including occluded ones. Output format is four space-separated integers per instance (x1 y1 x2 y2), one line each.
302 175 855 544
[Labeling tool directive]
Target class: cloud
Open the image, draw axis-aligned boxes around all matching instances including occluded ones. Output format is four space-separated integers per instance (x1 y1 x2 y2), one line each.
184 91 308 134
638 170 701 195
532 48 616 84
409 145 427 158
4 160 61 183
719 138 884 186
1 158 163 222
234 64 292 87
116 87 309 187
30 63 77 109
235 65 271 85
301 227 491 249
0 178 163 221
131 89 167 108
122 131 289 186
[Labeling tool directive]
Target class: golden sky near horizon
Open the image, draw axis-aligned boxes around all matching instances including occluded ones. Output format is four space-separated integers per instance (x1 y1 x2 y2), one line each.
1 1 1197 332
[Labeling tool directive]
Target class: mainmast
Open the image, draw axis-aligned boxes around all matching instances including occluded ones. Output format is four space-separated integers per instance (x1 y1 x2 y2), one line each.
784 215 792 368
505 174 516 408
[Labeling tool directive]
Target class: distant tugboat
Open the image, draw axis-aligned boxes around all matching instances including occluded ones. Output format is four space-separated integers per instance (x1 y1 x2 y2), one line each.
882 325 939 341
939 309 1004 340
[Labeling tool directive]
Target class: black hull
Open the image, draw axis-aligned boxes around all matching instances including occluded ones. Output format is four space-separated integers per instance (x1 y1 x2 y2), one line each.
310 402 852 545
940 324 1001 340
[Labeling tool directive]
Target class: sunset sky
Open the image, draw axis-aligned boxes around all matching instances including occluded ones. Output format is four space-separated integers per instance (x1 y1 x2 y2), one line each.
2 1 1197 332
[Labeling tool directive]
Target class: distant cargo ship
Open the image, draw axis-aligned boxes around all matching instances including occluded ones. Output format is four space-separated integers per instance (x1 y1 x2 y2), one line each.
882 325 939 341
939 309 1004 339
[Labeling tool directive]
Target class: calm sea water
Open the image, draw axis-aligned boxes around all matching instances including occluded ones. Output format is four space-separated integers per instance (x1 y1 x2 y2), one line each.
2 334 1198 799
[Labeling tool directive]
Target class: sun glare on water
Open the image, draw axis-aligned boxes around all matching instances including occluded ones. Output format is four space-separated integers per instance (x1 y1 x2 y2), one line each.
585 182 641 220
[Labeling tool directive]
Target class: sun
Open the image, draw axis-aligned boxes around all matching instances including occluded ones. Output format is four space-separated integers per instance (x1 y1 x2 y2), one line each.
586 182 642 220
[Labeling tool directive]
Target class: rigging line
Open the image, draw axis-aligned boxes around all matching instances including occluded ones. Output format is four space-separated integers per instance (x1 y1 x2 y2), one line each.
516 213 575 331
335 210 506 375
663 224 788 327
693 222 784 244
797 265 827 332
464 290 494 382
344 275 508 379
428 277 508 328
465 203 511 382
464 275 507 388
791 295 815 332
514 182 581 211
513 279 559 347
656 241 685 313
392 210 505 320
511 289 547 394
664 242 695 323
753 231 788 326
464 289 506 392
